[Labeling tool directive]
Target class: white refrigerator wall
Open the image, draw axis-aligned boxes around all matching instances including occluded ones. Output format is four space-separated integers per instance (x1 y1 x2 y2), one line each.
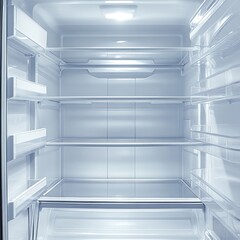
60 69 184 179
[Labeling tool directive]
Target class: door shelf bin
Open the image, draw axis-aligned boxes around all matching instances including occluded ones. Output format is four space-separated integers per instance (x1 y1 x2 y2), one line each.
8 77 47 101
191 82 240 104
46 138 203 148
191 124 240 151
191 170 240 238
190 0 240 65
8 128 47 161
193 145 240 163
190 0 224 39
8 177 47 221
8 5 47 52
191 169 240 220
206 211 240 240
191 67 240 104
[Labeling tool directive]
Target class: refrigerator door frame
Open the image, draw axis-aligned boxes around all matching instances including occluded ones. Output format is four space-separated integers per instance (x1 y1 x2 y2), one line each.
1 0 8 239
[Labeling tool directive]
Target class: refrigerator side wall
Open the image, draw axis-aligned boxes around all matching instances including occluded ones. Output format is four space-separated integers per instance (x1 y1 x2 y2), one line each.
1 0 8 239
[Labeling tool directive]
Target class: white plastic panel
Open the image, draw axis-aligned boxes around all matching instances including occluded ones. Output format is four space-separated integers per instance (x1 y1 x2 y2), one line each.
8 178 47 220
8 5 47 50
59 65 185 181
61 146 183 179
33 1 201 28
8 47 29 80
8 128 46 161
8 211 29 240
36 55 61 182
8 77 47 100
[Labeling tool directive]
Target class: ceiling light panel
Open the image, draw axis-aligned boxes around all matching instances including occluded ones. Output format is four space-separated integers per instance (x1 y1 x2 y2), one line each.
100 5 137 21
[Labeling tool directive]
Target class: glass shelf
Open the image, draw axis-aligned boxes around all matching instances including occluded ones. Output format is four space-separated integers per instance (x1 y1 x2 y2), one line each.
42 96 195 104
47 47 197 52
46 138 203 147
39 178 202 209
46 46 197 65
191 124 240 151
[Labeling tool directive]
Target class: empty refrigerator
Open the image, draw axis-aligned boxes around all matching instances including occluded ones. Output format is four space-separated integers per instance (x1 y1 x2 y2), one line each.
1 0 240 239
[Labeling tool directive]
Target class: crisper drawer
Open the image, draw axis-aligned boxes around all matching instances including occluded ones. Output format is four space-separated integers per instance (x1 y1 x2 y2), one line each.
36 208 205 240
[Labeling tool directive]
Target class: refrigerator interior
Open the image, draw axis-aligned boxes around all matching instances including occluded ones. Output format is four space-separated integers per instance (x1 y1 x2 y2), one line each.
3 0 240 239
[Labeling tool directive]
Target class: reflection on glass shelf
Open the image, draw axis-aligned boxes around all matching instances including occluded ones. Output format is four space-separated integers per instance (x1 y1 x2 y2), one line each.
191 124 240 151
46 138 203 147
191 169 240 220
40 179 201 208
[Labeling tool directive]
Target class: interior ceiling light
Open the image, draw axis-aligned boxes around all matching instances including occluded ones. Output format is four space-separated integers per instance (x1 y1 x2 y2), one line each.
116 40 127 44
105 1 134 3
101 5 137 21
